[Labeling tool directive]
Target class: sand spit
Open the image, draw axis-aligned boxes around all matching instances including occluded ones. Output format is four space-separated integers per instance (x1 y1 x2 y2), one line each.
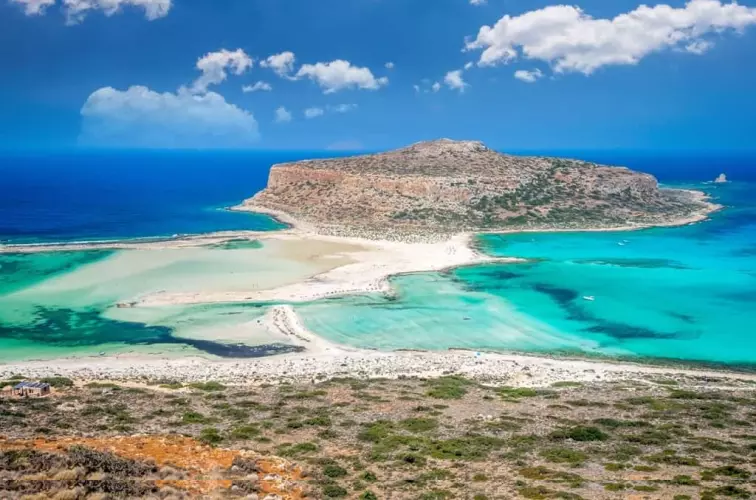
120 232 518 307
2 304 755 388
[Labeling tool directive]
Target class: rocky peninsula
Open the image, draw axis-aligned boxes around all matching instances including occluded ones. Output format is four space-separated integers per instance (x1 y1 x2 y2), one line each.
242 139 717 239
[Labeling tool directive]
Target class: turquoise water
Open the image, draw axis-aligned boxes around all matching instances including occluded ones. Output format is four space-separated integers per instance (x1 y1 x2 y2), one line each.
297 182 756 365
1 148 755 366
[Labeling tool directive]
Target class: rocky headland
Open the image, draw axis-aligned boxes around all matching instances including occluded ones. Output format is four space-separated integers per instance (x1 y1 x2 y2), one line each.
243 139 717 239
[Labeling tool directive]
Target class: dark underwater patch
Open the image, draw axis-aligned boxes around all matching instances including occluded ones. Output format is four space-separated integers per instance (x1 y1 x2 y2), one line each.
732 245 756 258
667 311 697 324
528 281 695 342
571 258 691 270
532 283 580 306
0 306 302 359
582 323 692 341
0 250 113 296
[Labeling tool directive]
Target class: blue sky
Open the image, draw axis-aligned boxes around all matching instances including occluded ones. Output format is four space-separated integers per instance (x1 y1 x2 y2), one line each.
2 0 756 151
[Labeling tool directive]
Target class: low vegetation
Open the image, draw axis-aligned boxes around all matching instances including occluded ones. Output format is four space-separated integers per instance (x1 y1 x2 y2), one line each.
1 374 756 498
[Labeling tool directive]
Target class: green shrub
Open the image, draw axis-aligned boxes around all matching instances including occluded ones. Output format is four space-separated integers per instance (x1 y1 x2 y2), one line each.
540 447 587 466
498 387 538 399
322 482 348 498
230 425 260 439
425 376 472 400
199 427 223 445
399 418 438 433
188 381 226 392
181 411 211 424
551 426 608 442
360 491 378 500
40 377 74 388
323 463 348 478
277 442 318 457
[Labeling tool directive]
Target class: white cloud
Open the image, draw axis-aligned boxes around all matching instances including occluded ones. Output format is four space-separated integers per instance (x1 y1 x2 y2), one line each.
413 84 421 92
242 81 273 93
328 103 358 113
192 49 253 93
432 81 442 92
79 86 259 148
465 0 756 75
261 51 296 77
385 62 395 69
275 106 292 123
464 61 474 70
11 0 55 15
470 0 486 5
304 107 325 119
13 0 171 21
514 68 543 83
295 60 389 93
444 70 468 92
685 39 714 54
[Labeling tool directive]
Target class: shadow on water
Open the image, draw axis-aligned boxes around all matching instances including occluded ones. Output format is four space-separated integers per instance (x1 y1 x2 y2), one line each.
0 306 303 359
531 282 699 342
570 258 692 270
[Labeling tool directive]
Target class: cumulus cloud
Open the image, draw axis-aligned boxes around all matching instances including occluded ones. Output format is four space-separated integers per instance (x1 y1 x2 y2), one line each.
13 0 172 22
192 49 253 93
464 61 474 70
11 0 55 15
514 68 543 83
385 62 395 69
444 70 468 92
79 86 259 148
304 107 325 119
261 51 296 77
242 81 273 93
64 0 170 22
432 82 442 92
275 106 292 123
465 0 756 75
295 60 389 93
685 39 714 54
328 103 358 113
470 0 486 5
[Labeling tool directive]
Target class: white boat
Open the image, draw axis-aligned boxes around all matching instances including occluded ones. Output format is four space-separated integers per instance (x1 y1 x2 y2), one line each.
617 242 626 246
582 296 595 301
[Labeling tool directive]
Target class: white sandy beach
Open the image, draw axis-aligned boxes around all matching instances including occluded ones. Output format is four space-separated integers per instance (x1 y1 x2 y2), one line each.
2 304 755 388
126 231 518 307
0 191 732 386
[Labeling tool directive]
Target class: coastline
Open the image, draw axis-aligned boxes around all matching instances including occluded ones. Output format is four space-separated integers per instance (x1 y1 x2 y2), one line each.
2 303 756 387
0 186 730 383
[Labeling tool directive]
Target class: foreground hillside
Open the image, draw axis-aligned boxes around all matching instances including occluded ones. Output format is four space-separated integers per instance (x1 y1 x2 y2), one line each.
2 375 755 499
246 140 713 237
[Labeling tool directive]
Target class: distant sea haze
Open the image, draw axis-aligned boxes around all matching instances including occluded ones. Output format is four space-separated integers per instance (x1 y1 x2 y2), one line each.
0 150 754 366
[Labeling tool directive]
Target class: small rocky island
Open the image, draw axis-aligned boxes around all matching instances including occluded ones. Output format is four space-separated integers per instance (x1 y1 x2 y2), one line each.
245 139 714 237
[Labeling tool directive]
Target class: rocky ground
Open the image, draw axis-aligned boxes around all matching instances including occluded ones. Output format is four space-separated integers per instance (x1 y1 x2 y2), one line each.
2 374 756 499
246 140 717 238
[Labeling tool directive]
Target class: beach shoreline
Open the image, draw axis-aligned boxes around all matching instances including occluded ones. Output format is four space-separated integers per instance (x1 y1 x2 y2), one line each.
0 186 729 383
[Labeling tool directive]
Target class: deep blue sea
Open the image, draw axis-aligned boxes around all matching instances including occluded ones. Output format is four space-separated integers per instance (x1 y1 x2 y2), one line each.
1 149 754 365
0 150 341 243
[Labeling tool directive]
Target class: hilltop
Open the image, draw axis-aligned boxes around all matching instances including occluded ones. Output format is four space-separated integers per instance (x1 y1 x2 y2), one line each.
242 139 714 238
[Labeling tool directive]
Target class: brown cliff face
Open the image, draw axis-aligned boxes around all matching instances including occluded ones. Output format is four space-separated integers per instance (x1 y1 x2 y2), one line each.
246 139 706 235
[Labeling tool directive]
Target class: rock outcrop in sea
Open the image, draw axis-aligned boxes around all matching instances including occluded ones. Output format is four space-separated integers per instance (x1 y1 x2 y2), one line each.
245 139 712 237
715 173 728 183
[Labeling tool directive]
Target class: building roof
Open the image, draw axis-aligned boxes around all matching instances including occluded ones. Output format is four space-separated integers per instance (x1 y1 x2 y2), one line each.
13 381 51 390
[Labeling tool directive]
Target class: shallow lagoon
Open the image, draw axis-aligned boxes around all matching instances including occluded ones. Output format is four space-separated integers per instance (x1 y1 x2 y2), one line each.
1 180 755 366
297 182 756 365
